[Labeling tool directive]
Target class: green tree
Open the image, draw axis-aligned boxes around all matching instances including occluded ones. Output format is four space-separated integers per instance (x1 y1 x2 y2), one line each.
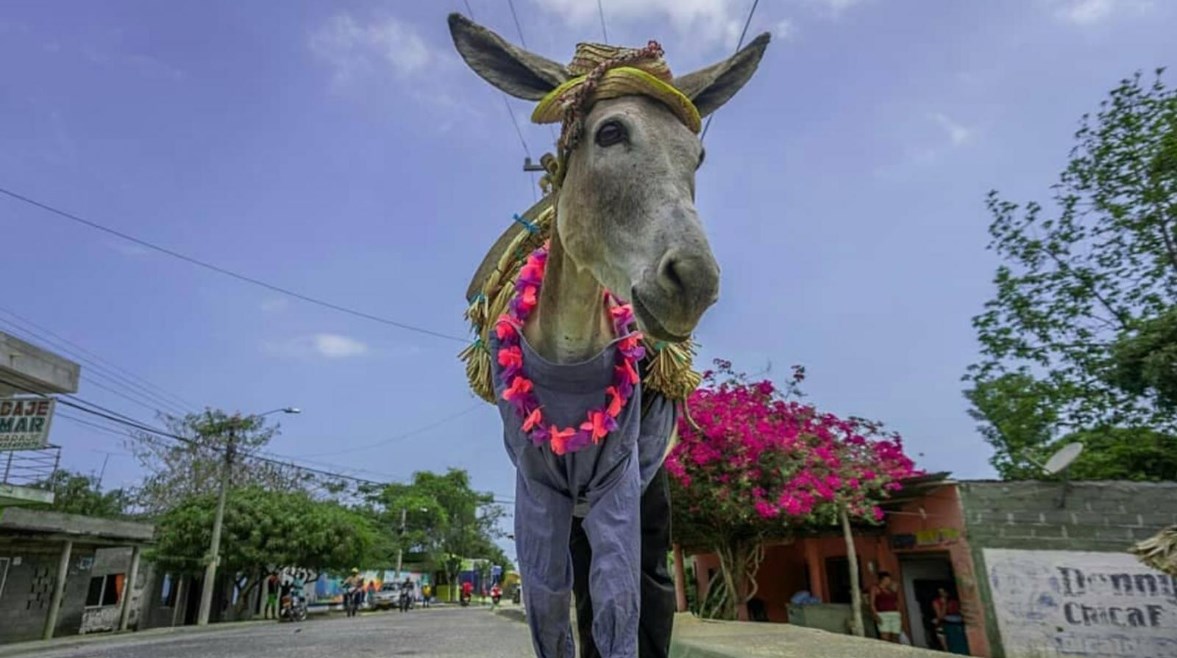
1107 307 1177 409
152 486 379 615
967 69 1177 433
38 470 130 519
964 373 1060 479
127 409 313 516
1051 428 1177 481
368 468 507 599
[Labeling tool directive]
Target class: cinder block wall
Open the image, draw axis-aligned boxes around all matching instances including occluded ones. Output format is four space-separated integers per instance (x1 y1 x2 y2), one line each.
0 545 97 644
957 480 1177 658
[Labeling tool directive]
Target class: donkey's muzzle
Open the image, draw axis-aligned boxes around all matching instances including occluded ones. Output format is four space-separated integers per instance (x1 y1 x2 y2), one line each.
633 249 720 340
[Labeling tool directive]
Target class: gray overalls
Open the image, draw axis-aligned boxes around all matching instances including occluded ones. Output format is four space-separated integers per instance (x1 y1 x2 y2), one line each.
491 334 675 658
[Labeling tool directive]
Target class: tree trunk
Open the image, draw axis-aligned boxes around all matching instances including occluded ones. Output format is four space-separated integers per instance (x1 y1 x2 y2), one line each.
841 509 865 637
716 540 762 621
673 544 688 613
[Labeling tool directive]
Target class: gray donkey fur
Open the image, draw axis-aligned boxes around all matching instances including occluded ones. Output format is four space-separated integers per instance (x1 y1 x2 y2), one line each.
450 13 769 364
448 12 769 658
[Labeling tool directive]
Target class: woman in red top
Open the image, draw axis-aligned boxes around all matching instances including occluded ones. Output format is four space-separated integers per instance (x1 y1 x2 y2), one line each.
870 571 902 643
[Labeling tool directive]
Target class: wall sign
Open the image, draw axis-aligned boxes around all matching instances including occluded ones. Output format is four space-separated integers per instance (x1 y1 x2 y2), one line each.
984 548 1177 657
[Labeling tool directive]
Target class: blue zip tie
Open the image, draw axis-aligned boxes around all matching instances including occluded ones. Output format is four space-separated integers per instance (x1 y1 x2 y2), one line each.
512 214 539 234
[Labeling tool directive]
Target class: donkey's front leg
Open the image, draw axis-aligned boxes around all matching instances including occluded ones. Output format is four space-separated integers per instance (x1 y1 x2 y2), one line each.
515 470 577 658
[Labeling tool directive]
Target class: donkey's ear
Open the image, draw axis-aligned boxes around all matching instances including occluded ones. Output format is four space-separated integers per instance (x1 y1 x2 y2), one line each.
448 13 569 101
673 32 771 118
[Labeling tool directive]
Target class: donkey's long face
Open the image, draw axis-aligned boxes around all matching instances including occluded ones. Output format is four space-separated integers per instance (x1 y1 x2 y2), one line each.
449 14 770 341
558 95 713 340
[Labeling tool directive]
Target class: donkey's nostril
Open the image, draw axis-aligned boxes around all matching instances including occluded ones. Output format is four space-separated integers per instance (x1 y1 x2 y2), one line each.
660 254 686 294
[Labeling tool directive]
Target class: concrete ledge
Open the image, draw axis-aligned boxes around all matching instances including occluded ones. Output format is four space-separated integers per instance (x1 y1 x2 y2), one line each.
0 483 54 507
669 614 940 658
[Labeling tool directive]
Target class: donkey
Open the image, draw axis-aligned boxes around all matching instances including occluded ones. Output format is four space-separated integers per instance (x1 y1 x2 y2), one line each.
449 13 769 658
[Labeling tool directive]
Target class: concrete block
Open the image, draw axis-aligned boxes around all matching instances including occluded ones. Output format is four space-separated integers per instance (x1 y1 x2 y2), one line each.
1101 513 1144 528
1067 511 1107 526
1095 527 1134 542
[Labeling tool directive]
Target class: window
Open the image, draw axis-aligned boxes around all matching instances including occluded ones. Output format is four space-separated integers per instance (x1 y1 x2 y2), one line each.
825 557 861 605
160 573 175 607
85 573 124 607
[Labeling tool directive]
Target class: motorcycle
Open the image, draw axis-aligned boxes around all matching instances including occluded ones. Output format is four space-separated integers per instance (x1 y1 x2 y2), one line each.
459 591 471 607
343 586 363 617
279 594 307 623
398 588 413 613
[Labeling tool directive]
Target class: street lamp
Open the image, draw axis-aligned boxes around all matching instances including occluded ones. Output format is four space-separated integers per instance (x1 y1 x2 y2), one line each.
197 406 301 626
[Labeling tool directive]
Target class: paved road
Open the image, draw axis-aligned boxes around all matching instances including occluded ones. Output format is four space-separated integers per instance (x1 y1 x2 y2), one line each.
27 608 533 658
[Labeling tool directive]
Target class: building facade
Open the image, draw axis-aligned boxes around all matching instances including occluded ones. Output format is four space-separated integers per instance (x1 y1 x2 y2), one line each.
686 478 1177 658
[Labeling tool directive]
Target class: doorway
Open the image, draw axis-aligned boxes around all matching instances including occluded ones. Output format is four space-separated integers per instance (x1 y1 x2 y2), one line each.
898 555 956 650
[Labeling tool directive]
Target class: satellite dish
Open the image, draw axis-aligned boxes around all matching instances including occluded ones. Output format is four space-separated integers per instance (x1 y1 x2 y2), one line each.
1042 442 1084 475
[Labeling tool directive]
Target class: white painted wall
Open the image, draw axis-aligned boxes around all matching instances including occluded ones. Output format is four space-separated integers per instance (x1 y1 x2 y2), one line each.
984 548 1177 658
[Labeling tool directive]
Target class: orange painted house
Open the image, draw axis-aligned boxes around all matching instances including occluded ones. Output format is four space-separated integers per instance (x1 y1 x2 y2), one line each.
686 474 990 655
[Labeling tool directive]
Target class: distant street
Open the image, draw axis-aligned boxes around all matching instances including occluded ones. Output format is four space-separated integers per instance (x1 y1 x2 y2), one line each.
25 608 533 658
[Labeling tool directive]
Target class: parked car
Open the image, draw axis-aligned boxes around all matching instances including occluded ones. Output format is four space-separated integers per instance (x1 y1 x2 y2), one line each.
371 583 400 611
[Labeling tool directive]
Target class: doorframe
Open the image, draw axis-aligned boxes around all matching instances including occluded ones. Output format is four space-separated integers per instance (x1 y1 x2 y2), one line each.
897 553 954 650
0 557 10 602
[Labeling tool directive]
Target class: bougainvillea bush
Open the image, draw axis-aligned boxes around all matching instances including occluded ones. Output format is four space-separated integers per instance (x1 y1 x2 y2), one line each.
667 360 919 620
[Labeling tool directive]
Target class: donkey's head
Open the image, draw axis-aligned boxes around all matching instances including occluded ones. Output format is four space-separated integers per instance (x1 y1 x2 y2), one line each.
449 14 769 342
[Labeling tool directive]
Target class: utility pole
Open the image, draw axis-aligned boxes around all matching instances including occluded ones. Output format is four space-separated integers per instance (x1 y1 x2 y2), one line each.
197 419 236 626
394 507 407 579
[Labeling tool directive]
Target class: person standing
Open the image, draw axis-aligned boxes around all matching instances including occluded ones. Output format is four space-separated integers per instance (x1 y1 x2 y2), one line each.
263 571 280 620
421 583 432 608
870 572 902 643
933 587 968 654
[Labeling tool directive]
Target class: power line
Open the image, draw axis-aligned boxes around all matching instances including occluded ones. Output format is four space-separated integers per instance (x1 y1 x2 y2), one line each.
0 186 468 344
506 0 529 49
0 309 197 414
700 0 760 141
296 402 484 459
7 375 516 506
596 0 609 42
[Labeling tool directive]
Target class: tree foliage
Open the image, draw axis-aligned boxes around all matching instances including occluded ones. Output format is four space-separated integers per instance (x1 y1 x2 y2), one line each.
152 486 379 613
964 373 1060 480
668 361 917 620
366 468 509 594
968 69 1177 430
38 469 131 519
127 410 313 516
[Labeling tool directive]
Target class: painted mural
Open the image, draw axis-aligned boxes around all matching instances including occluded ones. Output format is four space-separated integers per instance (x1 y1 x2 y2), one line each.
984 548 1177 658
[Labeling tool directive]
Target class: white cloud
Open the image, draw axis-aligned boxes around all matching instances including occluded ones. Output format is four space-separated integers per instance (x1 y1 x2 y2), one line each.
794 0 867 18
310 14 432 86
533 0 752 50
313 334 369 358
264 333 370 359
1048 0 1151 25
929 112 972 146
773 19 798 41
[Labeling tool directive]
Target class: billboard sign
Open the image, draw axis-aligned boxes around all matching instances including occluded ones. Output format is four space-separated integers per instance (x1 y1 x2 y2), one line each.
0 397 56 451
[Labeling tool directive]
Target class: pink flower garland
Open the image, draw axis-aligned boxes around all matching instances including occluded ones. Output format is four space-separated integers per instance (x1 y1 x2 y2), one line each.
495 242 645 455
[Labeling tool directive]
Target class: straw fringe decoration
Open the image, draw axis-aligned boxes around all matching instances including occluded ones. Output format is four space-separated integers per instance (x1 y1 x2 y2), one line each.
1130 525 1177 577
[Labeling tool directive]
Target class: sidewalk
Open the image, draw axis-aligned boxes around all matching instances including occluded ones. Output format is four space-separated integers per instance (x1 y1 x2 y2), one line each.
493 609 942 657
0 620 271 658
669 614 942 657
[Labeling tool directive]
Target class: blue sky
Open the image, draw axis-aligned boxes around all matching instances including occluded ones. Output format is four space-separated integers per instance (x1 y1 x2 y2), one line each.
1 0 1174 538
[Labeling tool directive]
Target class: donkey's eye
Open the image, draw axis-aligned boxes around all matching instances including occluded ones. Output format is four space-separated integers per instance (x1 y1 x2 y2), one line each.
595 121 627 147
